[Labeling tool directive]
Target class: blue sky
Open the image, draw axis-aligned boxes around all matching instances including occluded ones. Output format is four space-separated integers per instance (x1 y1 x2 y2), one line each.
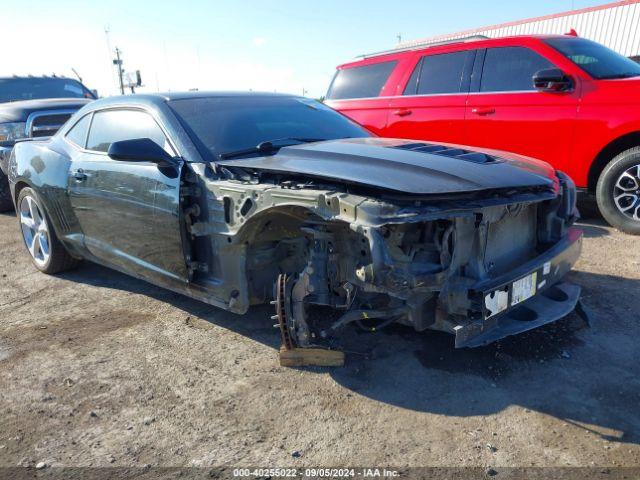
1 0 612 97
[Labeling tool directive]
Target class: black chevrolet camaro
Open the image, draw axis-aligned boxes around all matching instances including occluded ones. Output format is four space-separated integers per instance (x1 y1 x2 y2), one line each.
8 92 582 349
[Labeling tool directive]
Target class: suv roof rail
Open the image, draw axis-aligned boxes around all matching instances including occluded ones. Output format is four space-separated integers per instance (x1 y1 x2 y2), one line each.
358 34 489 59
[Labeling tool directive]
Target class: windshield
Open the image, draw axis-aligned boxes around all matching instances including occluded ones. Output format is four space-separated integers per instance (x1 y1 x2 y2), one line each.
0 77 95 103
544 37 640 80
168 96 371 161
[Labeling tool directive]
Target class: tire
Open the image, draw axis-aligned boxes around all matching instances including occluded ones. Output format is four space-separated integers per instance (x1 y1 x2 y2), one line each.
0 169 13 212
16 187 80 274
596 146 640 235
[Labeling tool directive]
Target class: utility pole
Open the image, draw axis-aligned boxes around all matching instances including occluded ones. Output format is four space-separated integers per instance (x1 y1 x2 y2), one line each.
113 47 125 95
302 87 308 97
396 33 402 44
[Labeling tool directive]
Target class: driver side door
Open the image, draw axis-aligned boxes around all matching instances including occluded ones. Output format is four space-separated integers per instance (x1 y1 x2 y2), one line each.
67 108 188 283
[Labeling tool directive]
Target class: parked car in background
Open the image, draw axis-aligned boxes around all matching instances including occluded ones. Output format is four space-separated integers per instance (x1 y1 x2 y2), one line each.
326 34 640 234
0 76 96 211
8 92 581 349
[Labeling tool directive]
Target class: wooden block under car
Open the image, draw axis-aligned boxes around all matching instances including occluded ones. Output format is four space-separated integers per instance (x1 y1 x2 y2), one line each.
279 347 345 367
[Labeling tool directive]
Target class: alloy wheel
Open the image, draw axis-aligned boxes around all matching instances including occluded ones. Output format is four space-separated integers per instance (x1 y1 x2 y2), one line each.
613 164 640 221
19 194 51 267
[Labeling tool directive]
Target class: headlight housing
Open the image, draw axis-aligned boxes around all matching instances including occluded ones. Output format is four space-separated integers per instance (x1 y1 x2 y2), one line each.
0 122 27 143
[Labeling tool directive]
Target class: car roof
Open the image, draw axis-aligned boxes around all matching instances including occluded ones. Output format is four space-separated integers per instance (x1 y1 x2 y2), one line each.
161 91 294 101
83 91 297 109
339 34 572 68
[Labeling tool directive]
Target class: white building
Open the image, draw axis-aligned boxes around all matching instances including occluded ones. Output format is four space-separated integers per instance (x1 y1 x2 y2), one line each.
398 0 640 62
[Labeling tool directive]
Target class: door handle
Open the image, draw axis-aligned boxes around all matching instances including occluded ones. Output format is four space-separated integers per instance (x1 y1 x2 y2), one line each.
392 109 412 117
471 107 496 116
73 169 87 181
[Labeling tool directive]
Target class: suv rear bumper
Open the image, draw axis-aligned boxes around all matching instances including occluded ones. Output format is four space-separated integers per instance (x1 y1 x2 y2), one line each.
455 227 582 347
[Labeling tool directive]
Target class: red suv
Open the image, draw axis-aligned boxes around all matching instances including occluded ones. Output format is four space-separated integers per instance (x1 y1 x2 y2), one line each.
325 35 640 234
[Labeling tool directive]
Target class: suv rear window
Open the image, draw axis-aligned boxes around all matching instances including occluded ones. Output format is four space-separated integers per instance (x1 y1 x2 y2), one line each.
480 47 553 92
404 51 469 95
326 61 396 100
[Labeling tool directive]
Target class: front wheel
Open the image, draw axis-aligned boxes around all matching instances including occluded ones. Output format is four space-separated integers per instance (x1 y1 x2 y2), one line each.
17 187 80 274
596 147 640 235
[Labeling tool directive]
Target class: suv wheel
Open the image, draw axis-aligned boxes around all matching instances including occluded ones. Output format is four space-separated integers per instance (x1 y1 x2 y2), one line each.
17 187 80 273
597 146 640 235
0 170 13 212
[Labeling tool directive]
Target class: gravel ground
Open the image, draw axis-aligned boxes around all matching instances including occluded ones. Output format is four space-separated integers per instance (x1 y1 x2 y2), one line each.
0 207 639 472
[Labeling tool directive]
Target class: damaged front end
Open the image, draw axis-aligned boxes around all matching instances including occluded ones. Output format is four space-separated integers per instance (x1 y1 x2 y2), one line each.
184 153 582 350
272 181 581 350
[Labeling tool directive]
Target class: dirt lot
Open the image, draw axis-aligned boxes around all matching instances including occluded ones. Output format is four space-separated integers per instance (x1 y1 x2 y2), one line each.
0 207 639 472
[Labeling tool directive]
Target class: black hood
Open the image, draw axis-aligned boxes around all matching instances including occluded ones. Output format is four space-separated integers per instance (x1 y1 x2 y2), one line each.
0 98 92 123
217 138 558 195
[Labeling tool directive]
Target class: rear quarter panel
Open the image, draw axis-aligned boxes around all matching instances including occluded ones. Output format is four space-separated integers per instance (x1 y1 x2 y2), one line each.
10 138 82 249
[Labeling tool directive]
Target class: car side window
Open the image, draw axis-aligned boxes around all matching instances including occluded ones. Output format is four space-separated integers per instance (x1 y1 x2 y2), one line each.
480 46 554 92
326 61 397 100
65 113 92 148
404 51 469 95
86 109 171 154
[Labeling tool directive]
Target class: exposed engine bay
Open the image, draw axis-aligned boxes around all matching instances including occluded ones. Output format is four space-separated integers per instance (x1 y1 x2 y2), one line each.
182 160 582 351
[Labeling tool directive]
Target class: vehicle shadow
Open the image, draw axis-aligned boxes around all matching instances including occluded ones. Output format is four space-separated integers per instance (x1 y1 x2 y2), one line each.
575 203 612 238
58 262 283 350
329 269 640 445
58 264 640 446
576 219 612 238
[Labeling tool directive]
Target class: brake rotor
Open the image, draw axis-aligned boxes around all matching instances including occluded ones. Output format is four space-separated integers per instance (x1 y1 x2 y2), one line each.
274 273 296 350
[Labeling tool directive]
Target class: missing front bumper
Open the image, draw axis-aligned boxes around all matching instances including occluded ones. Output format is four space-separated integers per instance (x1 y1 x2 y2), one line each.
455 282 581 348
455 227 583 348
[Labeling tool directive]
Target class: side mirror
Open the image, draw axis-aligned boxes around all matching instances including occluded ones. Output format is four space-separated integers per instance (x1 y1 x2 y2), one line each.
533 68 573 93
107 138 175 167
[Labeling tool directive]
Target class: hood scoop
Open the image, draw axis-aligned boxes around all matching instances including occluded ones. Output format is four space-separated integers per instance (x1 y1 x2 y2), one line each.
392 142 498 164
